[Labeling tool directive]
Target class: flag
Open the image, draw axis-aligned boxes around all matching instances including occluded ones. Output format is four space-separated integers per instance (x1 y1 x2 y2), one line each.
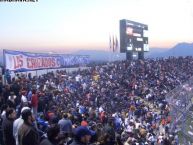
115 36 119 52
112 35 115 52
109 35 112 51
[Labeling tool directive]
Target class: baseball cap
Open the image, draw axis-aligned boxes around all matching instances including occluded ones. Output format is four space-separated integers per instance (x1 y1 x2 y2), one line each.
81 121 88 127
74 126 93 138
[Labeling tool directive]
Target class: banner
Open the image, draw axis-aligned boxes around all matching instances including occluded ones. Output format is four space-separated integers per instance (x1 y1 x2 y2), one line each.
4 50 62 71
61 55 89 66
3 50 90 71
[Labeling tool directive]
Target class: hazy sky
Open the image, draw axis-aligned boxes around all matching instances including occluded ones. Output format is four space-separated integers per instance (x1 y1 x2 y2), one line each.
0 0 193 53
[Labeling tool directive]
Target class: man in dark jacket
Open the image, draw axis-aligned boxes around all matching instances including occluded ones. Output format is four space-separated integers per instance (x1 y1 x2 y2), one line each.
18 109 40 145
70 126 92 145
39 125 60 145
2 108 16 145
102 119 116 145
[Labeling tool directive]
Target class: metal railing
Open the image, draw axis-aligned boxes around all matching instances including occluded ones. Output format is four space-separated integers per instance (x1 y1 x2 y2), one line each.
165 76 193 144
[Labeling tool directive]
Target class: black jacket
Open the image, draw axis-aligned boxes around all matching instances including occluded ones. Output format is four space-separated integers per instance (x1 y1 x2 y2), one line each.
69 139 88 145
18 122 39 145
39 138 54 145
2 118 16 145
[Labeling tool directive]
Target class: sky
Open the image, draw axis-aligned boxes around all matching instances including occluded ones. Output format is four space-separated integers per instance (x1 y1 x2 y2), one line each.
0 0 193 53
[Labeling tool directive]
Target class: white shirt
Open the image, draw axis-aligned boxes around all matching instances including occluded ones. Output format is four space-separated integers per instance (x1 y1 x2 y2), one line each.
8 95 17 100
21 95 28 103
13 117 24 145
75 75 81 82
1 111 6 121
82 83 87 90
135 122 141 129
99 106 104 113
124 117 129 126
126 125 133 132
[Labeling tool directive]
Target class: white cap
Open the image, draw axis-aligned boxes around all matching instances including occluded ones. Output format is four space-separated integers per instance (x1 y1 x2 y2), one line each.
21 107 30 113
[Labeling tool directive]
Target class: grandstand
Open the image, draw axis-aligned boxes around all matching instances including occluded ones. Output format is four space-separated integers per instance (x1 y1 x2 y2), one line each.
1 53 193 145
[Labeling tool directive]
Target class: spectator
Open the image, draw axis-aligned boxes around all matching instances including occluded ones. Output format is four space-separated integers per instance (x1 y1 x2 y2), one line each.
31 89 38 118
39 125 60 145
58 113 72 134
7 92 17 109
4 69 11 84
18 109 39 145
70 126 92 145
13 107 30 145
1 104 9 121
2 108 16 145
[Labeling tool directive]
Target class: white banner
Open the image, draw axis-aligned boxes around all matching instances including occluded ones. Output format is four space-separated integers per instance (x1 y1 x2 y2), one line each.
4 50 62 71
3 50 90 72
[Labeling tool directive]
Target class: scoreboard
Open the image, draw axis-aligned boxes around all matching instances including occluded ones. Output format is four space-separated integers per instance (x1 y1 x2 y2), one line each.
120 19 149 53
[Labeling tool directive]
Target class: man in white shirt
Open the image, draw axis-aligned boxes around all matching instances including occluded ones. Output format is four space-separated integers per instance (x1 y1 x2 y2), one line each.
21 91 28 107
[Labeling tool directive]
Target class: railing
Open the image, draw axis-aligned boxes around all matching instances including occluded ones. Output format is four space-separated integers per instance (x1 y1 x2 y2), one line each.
165 76 193 144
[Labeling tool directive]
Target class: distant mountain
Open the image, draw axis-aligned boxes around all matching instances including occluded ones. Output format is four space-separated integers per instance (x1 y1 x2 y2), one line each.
147 42 193 58
74 50 126 61
75 48 170 61
145 47 169 58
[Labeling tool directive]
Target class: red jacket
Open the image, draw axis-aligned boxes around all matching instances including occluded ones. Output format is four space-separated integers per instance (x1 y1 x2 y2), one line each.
31 94 38 107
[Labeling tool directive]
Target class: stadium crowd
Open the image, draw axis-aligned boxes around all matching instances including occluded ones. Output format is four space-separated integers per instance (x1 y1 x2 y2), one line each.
1 56 193 145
